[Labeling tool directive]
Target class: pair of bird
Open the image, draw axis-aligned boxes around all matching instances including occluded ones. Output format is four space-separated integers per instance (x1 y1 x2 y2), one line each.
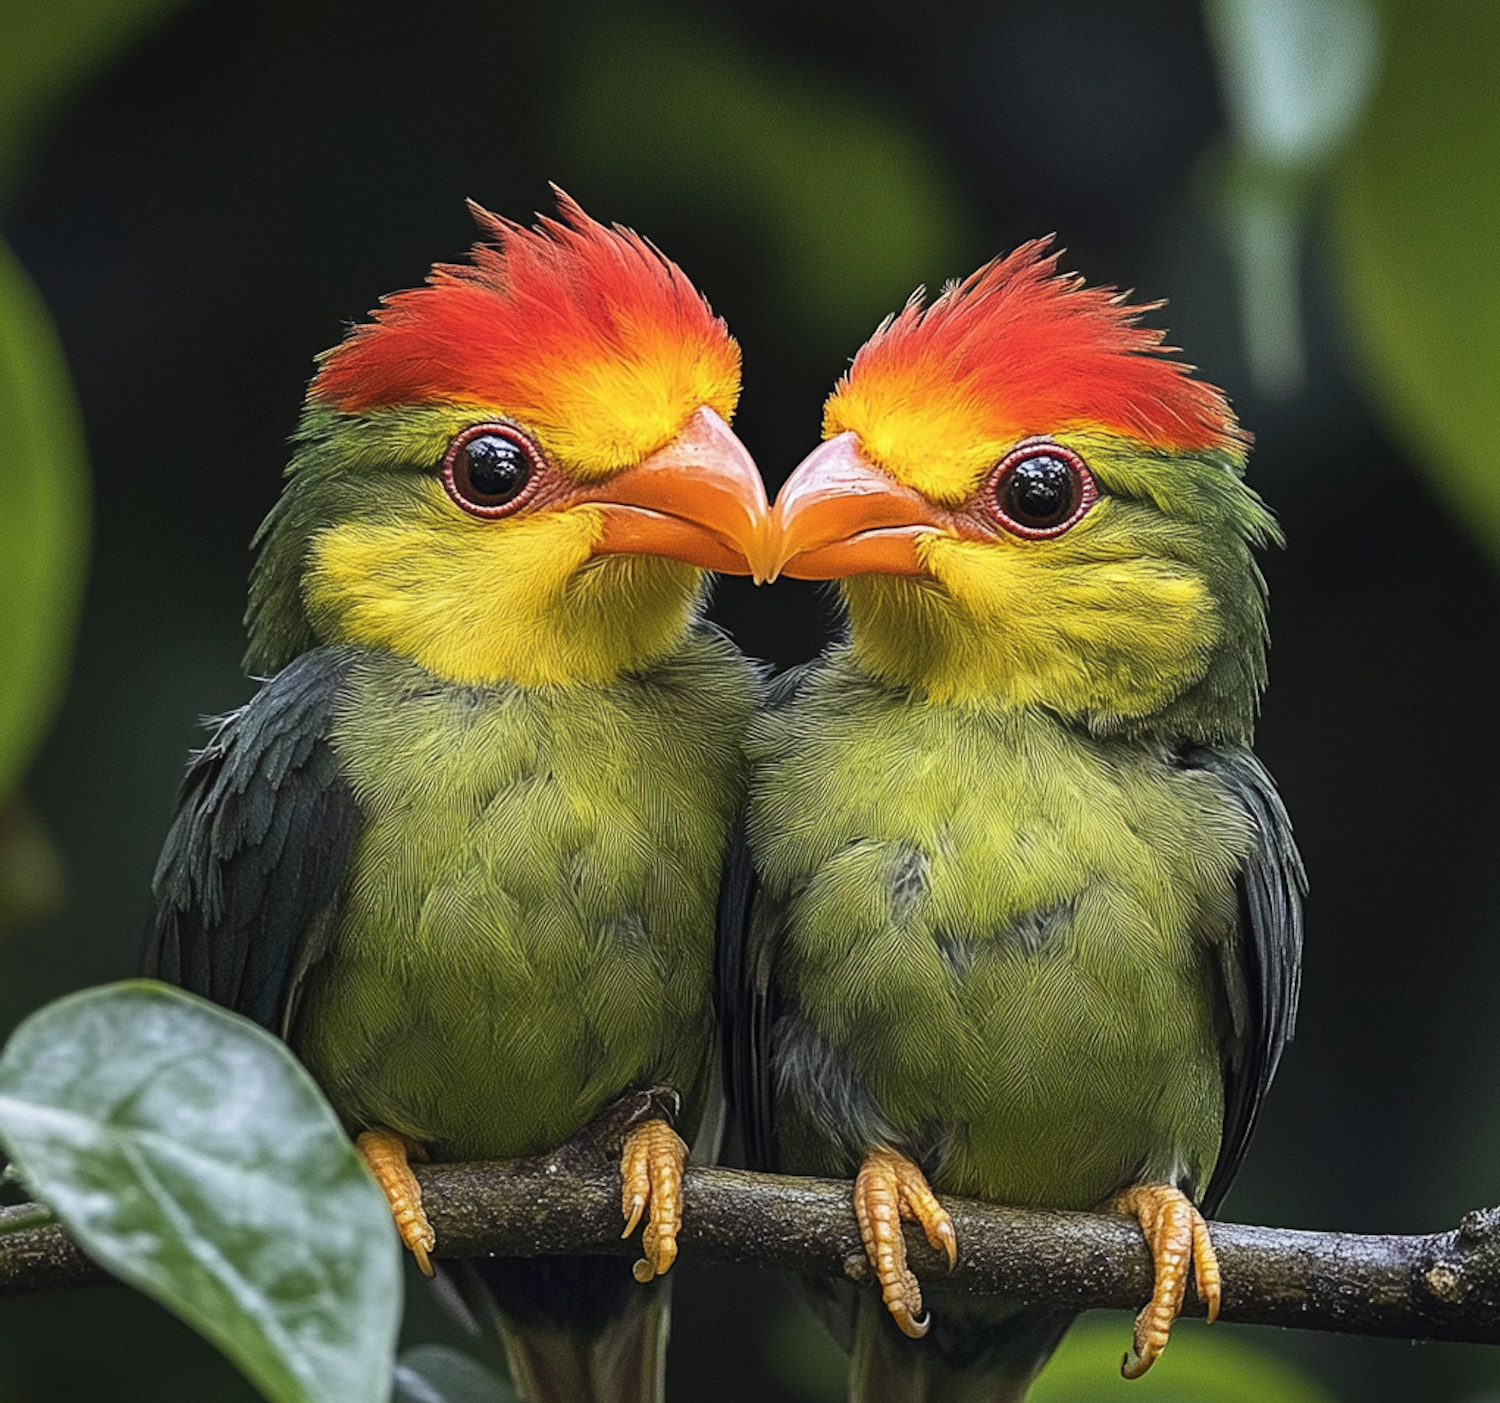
142 194 1303 1403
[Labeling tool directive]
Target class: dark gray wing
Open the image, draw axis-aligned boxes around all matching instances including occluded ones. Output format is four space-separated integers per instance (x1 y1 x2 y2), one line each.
1181 744 1305 1216
142 646 362 1032
717 661 823 1172
714 814 765 1164
718 807 795 1177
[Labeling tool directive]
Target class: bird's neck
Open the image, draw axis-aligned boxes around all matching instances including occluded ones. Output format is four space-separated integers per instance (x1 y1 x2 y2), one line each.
304 509 707 689
839 567 1212 716
839 573 1255 745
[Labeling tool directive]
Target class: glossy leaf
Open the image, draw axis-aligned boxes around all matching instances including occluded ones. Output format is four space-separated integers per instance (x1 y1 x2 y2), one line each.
1332 1 1500 560
0 981 402 1403
394 1345 517 1403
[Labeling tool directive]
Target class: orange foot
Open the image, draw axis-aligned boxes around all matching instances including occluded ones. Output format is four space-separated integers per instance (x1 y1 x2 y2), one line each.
620 1117 687 1283
1105 1182 1221 1378
356 1127 435 1276
854 1147 958 1339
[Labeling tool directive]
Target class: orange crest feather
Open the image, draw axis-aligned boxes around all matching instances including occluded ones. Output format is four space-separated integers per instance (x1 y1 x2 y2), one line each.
825 241 1246 504
312 192 741 478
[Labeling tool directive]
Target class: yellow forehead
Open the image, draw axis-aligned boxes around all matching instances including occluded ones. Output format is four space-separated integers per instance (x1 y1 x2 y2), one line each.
824 369 1015 507
516 329 741 480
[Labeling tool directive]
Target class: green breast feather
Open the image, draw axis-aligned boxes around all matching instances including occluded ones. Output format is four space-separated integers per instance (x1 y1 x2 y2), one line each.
748 653 1254 1208
293 630 756 1162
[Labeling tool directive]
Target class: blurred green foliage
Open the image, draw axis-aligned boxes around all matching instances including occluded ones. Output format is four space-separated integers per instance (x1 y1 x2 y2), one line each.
0 0 190 190
0 240 87 808
393 1345 516 1403
761 1298 850 1400
754 1308 1343 1403
1205 0 1380 396
0 799 66 928
1032 1319 1339 1402
0 0 191 924
568 7 972 352
1333 0 1500 564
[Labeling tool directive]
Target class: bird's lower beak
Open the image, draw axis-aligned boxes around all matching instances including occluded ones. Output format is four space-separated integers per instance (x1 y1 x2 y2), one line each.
764 432 952 582
584 406 769 576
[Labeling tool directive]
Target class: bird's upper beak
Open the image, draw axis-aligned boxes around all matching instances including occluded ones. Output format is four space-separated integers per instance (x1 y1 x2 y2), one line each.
580 406 769 576
763 432 954 582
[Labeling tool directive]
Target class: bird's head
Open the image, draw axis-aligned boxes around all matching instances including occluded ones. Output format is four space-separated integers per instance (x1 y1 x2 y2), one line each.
766 242 1277 742
247 193 767 688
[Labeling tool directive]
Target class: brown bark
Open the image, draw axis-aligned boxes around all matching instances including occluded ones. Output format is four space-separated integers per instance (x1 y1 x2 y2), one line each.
4 1165 1499 1346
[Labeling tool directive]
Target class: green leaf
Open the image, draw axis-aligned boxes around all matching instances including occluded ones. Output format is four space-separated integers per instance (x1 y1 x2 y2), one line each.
393 1345 516 1403
0 238 89 804
1 2 203 796
1332 1 1500 561
0 981 402 1403
1031 1318 1340 1402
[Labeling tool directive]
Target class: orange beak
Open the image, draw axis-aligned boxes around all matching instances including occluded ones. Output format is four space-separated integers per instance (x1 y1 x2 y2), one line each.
763 432 954 582
581 407 770 576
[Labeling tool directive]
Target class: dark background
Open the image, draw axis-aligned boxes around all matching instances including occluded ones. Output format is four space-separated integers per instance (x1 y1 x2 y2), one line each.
2 1 1499 1400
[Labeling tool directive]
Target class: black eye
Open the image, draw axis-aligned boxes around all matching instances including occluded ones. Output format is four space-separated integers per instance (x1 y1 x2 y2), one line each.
984 440 1095 538
442 424 541 517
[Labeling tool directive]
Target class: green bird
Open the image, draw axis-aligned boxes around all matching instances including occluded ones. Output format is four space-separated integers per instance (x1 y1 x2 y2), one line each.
144 195 769 1403
730 241 1303 1400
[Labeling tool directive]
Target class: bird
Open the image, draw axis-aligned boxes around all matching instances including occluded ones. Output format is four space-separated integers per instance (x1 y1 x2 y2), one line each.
730 240 1303 1400
143 193 769 1403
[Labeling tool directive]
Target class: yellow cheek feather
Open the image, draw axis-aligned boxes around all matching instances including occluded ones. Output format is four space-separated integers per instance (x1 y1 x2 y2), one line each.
843 525 1219 714
303 489 702 688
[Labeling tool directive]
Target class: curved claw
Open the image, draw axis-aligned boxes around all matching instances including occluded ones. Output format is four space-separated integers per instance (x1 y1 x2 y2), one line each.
619 1117 687 1282
1106 1182 1221 1378
356 1127 435 1277
854 1147 957 1338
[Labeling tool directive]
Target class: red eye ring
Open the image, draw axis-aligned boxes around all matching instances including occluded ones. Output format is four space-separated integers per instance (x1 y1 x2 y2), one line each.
441 422 545 518
981 438 1096 539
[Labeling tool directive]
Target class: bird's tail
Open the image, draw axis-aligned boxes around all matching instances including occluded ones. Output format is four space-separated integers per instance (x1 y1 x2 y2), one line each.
497 1295 667 1403
466 1257 669 1403
850 1290 1074 1403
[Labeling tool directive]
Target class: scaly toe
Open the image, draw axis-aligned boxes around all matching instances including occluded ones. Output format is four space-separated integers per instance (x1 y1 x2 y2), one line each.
893 1162 957 1271
1192 1209 1222 1323
619 1117 686 1282
356 1127 436 1278
855 1147 952 1338
1106 1182 1218 1378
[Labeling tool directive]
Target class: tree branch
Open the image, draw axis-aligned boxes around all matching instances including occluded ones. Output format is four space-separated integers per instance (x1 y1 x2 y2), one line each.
2 1163 1498 1345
